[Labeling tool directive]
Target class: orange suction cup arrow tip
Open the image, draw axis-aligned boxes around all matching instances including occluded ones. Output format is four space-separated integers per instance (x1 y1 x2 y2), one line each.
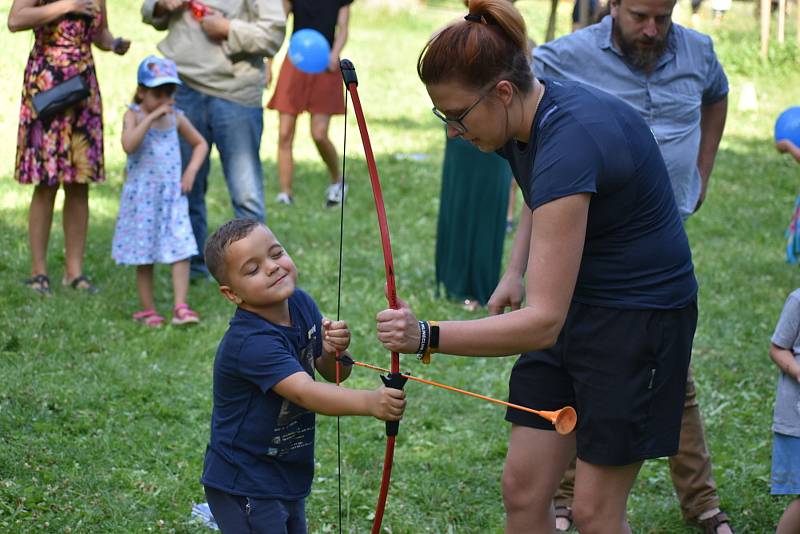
549 406 577 435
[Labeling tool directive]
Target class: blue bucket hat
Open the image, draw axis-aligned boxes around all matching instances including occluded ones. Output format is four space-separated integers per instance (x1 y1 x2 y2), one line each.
137 55 182 88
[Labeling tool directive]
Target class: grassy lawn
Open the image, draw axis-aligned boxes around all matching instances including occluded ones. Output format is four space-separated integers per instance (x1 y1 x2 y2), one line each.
2 0 800 532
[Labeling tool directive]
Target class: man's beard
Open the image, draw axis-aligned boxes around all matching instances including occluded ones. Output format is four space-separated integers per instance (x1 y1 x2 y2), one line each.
613 22 669 72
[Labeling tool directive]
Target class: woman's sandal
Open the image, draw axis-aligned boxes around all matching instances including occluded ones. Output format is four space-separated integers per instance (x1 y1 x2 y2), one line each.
23 274 53 296
64 274 100 294
698 511 734 534
172 303 200 326
555 506 574 532
462 299 481 312
132 309 165 327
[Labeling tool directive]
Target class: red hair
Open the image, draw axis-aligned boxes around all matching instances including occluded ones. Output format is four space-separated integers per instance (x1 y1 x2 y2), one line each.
417 0 532 93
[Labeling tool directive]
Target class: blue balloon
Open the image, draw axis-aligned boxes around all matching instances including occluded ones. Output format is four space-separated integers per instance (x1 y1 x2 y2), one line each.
775 107 800 147
288 29 330 74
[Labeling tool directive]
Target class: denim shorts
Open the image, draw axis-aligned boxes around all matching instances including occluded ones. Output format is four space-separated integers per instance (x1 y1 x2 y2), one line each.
772 432 800 495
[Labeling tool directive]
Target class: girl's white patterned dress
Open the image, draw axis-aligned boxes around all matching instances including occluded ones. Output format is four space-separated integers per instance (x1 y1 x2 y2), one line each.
112 105 198 265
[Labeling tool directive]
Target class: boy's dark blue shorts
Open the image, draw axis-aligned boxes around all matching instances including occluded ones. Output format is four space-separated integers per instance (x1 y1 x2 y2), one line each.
205 486 307 534
505 299 697 466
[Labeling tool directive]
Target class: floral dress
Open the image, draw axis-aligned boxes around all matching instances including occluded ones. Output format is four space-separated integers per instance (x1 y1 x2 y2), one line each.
111 105 198 266
14 1 105 185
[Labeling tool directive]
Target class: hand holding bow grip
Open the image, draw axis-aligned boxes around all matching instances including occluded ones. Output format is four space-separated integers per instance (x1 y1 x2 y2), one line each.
380 372 408 437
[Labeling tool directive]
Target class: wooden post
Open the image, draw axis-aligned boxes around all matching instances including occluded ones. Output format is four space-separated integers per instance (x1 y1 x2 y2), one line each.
778 0 786 43
579 0 590 28
761 0 771 58
796 0 800 45
545 0 559 41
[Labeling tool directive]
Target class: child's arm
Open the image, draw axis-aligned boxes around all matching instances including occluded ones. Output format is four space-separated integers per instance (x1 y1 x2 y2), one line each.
121 105 173 154
176 113 209 194
776 139 800 163
770 343 800 383
327 4 350 72
273 372 406 421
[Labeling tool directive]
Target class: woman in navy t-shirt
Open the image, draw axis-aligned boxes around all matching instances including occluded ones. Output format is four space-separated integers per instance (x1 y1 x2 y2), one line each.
375 1 697 532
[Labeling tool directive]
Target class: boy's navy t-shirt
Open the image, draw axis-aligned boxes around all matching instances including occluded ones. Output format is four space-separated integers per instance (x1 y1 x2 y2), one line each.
201 289 323 500
497 79 696 309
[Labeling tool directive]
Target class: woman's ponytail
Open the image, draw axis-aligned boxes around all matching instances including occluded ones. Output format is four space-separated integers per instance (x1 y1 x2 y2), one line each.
418 0 532 93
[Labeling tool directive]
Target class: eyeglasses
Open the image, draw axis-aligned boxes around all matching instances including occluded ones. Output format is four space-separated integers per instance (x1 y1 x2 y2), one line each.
431 85 494 134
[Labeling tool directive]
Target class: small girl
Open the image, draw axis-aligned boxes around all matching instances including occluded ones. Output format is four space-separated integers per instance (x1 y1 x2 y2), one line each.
769 288 800 532
112 56 208 327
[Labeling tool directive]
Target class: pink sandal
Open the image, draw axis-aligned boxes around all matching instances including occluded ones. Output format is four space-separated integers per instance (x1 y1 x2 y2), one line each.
172 303 200 326
132 309 165 327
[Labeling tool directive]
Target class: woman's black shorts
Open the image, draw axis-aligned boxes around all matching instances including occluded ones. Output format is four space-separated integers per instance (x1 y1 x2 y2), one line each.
506 299 697 466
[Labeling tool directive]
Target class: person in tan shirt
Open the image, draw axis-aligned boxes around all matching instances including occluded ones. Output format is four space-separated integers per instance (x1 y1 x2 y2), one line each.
142 0 286 280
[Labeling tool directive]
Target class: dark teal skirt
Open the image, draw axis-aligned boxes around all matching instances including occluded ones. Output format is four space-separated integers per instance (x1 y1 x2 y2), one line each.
435 136 512 305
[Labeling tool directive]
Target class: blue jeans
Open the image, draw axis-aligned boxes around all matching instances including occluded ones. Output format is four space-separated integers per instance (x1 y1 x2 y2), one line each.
205 486 307 534
175 85 265 274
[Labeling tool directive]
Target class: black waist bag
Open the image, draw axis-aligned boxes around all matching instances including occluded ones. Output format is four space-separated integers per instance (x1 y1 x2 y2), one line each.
32 74 90 120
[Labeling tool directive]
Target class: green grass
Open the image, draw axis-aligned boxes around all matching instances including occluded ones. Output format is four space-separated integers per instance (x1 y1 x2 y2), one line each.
1 0 800 532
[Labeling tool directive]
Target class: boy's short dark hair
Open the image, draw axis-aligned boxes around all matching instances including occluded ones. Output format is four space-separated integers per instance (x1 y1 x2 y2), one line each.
204 219 263 284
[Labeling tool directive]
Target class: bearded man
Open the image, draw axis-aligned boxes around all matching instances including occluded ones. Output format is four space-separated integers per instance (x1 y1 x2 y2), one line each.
531 1 731 532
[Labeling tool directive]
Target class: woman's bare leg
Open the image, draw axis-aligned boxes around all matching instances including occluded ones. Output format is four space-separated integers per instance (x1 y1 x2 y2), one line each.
502 425 576 534
571 459 643 534
277 113 298 196
28 184 59 278
63 182 89 283
310 114 340 184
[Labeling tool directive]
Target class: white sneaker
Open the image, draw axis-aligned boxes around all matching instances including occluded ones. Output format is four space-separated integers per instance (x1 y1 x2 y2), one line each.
275 192 293 205
325 181 347 207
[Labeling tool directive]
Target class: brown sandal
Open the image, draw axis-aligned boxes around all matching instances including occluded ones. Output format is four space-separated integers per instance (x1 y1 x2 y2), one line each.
555 506 574 532
698 511 734 534
64 274 100 294
23 274 53 296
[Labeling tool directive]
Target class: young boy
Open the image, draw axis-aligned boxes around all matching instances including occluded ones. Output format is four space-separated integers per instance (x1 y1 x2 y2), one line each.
200 218 406 533
770 288 800 533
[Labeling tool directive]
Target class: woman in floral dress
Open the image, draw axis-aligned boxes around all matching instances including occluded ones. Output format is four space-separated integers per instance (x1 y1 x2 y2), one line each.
8 0 129 295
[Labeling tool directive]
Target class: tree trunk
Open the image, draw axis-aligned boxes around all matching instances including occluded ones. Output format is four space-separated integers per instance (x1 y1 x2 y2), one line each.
545 0 559 41
579 0 590 28
796 0 800 45
761 0 771 58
